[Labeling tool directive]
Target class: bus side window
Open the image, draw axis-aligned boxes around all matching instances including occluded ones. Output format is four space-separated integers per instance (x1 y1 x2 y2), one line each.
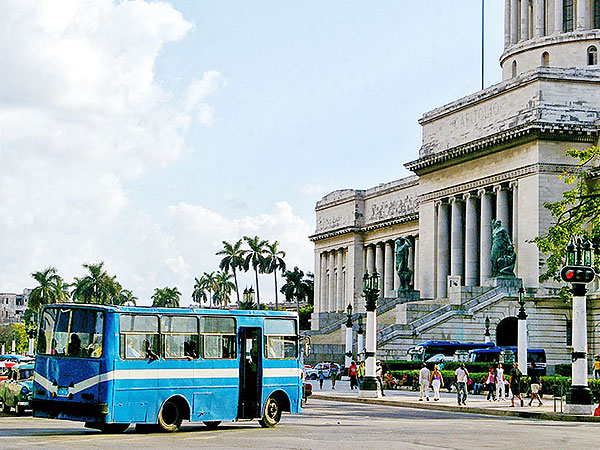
199 317 236 359
264 318 298 360
161 316 198 360
119 314 160 360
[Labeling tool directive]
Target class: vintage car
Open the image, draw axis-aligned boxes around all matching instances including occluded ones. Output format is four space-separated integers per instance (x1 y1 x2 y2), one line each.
0 361 16 382
305 362 341 380
0 363 34 414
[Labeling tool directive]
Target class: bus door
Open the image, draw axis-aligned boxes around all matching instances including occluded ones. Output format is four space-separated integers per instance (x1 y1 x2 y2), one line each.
238 327 262 419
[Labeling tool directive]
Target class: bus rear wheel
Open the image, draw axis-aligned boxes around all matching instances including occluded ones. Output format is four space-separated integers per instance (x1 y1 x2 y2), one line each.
259 396 281 428
203 421 221 430
158 399 182 432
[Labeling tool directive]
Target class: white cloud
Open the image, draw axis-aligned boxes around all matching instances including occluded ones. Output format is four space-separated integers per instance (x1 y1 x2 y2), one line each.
0 1 313 306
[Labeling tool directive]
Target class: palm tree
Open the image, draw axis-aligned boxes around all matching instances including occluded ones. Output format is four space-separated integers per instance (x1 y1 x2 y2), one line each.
29 267 64 312
264 241 286 309
213 271 236 308
192 277 206 306
243 235 267 307
216 239 246 305
72 262 120 304
193 272 216 307
280 267 312 313
151 286 181 307
117 289 137 306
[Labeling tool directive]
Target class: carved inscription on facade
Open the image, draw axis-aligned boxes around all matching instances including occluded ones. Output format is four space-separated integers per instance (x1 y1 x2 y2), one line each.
368 196 419 223
448 101 501 131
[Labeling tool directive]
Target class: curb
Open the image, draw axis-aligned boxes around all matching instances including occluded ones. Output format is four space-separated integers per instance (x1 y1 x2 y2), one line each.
311 394 600 422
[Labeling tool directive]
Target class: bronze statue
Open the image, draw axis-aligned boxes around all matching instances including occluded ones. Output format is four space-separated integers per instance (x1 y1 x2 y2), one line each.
490 220 516 277
395 237 412 291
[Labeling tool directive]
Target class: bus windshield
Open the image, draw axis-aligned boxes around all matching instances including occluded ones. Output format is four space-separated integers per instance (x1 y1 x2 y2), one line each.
37 308 104 358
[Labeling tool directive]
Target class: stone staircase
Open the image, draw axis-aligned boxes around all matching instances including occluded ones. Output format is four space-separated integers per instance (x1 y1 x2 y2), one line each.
377 278 522 346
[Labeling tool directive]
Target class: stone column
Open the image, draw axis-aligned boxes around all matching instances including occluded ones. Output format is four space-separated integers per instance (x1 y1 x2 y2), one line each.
376 243 384 299
320 252 328 312
414 237 419 291
505 0 512 47
511 0 520 43
328 251 336 312
511 181 519 262
554 0 563 33
408 236 415 289
495 185 511 238
576 0 587 29
393 239 400 292
535 0 545 36
337 249 345 311
436 200 451 298
450 196 465 283
521 0 530 40
384 241 394 298
346 234 365 313
464 193 480 286
366 245 375 273
312 250 321 328
479 189 493 283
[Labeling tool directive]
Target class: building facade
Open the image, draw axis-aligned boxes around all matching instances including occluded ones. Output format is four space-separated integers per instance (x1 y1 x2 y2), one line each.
0 289 30 326
309 1 600 369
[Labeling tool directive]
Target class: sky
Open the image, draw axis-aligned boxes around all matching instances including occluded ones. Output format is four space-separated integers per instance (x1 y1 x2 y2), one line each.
0 0 504 306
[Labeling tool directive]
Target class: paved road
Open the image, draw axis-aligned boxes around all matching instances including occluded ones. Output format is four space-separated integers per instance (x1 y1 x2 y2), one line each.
0 400 598 449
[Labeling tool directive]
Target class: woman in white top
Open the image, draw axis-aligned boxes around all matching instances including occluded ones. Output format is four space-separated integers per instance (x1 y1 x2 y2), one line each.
495 363 506 401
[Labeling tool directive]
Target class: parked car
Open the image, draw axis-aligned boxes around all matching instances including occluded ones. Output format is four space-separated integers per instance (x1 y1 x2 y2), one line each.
0 363 34 414
305 362 341 380
0 361 16 382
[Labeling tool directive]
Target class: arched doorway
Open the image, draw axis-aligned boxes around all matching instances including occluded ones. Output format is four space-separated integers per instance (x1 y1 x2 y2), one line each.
496 317 518 346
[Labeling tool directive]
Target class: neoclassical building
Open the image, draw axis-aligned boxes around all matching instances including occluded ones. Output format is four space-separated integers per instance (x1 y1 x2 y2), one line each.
309 0 600 369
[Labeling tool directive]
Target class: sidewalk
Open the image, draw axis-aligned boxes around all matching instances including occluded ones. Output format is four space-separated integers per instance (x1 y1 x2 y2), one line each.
308 379 600 422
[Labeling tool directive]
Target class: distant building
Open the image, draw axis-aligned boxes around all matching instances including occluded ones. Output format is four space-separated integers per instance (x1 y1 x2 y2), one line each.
309 1 600 369
0 289 30 325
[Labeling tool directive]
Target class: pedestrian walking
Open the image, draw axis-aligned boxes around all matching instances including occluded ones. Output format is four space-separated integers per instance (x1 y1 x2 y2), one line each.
594 357 600 379
376 360 385 396
357 361 365 388
430 365 444 401
331 366 337 389
418 363 431 401
509 362 524 407
527 371 543 407
455 363 469 405
349 361 358 390
495 363 506 401
485 366 496 401
319 371 325 390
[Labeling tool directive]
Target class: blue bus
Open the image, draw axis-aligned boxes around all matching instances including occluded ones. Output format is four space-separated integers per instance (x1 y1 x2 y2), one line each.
31 304 302 432
468 346 547 374
407 340 496 362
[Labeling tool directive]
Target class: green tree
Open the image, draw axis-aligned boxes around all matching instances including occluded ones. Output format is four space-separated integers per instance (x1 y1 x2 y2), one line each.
151 286 181 307
533 146 600 299
28 267 66 312
117 289 137 306
298 304 314 331
72 262 121 304
192 276 206 306
264 240 286 309
0 324 28 354
280 267 313 314
213 271 236 308
244 235 267 307
216 239 246 305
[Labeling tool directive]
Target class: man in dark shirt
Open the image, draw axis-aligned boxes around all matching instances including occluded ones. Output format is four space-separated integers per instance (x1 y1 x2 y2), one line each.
510 362 524 407
528 371 543 406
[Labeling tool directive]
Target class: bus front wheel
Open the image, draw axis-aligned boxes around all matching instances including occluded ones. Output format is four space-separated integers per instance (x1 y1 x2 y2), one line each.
158 399 182 432
259 396 281 428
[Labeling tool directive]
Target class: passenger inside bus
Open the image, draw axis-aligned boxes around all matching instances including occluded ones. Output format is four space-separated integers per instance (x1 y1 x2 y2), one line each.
67 334 81 356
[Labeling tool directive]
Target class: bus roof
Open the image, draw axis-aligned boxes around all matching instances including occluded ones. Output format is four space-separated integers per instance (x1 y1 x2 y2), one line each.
43 303 298 317
415 340 495 347
469 347 545 354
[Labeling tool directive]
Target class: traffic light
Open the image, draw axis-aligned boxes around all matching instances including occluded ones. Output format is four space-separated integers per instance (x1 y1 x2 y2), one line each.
560 265 596 284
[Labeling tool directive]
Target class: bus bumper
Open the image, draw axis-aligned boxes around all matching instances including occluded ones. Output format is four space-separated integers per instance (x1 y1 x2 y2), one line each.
31 399 108 421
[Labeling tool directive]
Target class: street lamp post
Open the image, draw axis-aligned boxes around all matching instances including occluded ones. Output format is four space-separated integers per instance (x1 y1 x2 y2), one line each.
484 316 491 343
517 287 528 377
359 270 381 398
560 238 596 414
357 315 364 361
345 304 353 368
1 342 4 355
11 331 16 354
